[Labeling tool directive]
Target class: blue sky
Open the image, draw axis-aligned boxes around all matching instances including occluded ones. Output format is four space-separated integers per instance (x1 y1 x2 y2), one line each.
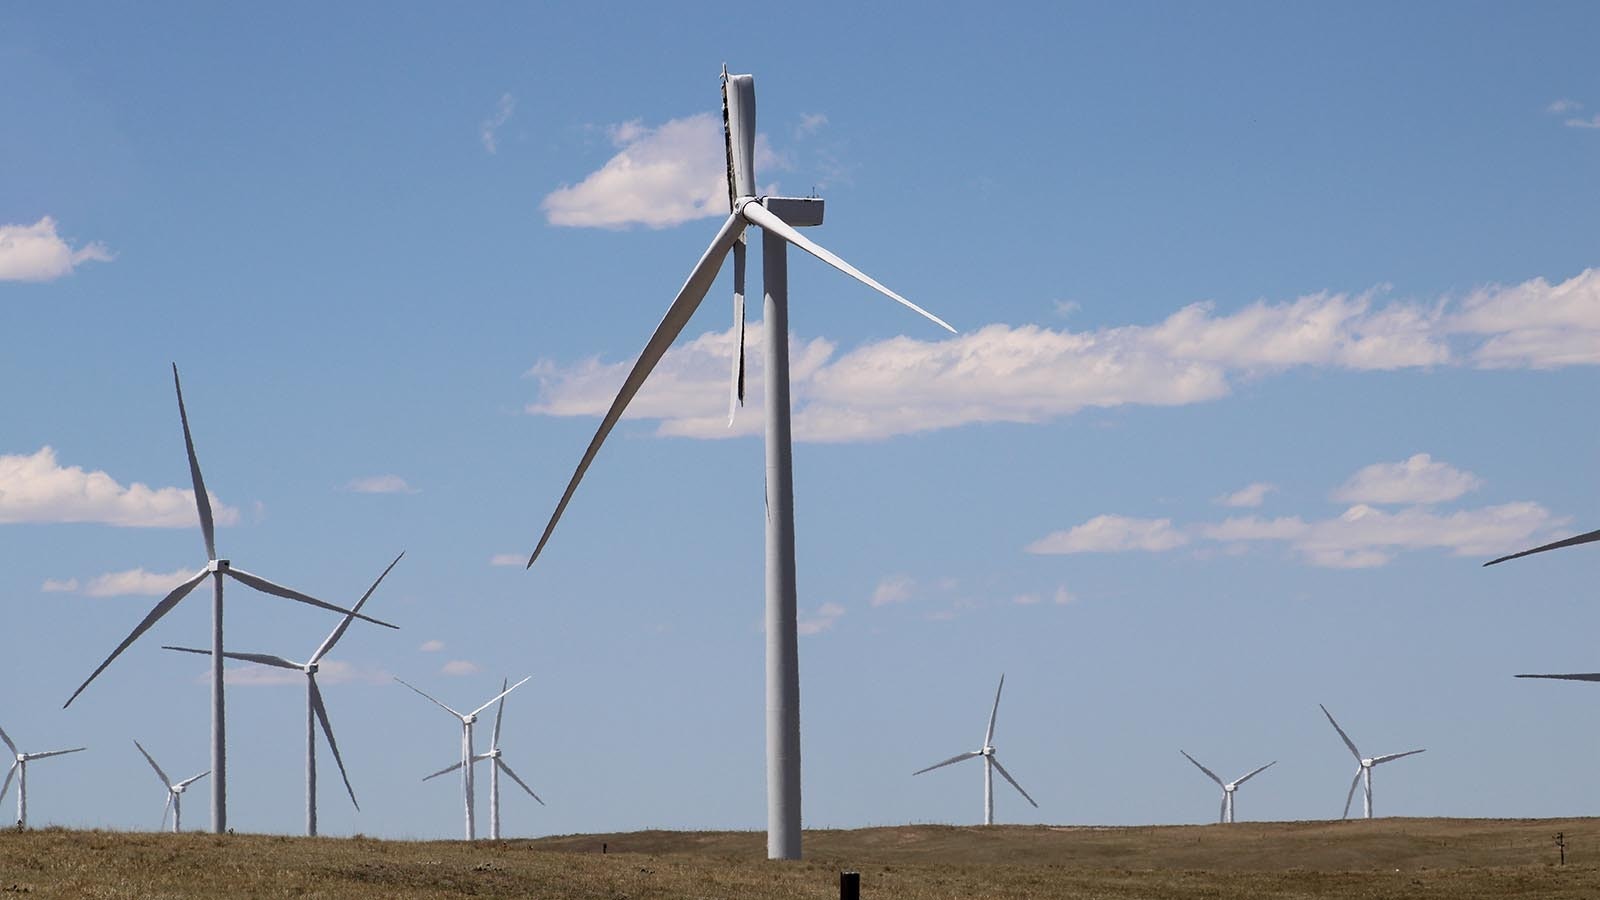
4 2 1600 839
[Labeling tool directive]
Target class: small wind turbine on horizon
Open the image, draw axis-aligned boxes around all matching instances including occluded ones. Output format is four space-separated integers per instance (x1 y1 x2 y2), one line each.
0 724 85 829
525 66 956 861
133 739 208 833
63 364 398 834
1320 704 1424 820
421 677 545 839
913 675 1038 826
1179 750 1274 824
161 552 404 836
397 675 532 840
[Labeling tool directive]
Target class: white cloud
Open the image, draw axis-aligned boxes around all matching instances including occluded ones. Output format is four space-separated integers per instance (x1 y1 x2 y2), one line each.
797 601 845 636
344 474 418 494
1450 270 1600 368
480 92 516 154
1208 502 1560 568
0 217 113 282
1565 115 1600 130
795 112 828 137
0 446 240 528
419 639 445 652
1216 482 1275 508
224 660 388 687
41 577 78 593
541 113 779 229
1026 515 1189 554
488 553 523 567
441 660 481 676
82 567 196 597
1548 99 1584 114
1331 454 1481 505
870 574 914 607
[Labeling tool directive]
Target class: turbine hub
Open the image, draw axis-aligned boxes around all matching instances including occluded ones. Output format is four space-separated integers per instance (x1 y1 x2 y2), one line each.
173 786 184 795
207 559 231 573
981 746 995 757
488 749 501 759
14 754 23 763
1224 784 1237 793
464 714 477 725
1362 758 1373 768
304 663 318 675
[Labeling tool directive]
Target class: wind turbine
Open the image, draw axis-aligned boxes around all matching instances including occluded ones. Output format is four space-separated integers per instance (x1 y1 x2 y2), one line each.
1320 704 1424 819
160 551 404 836
913 675 1038 825
133 739 208 832
63 364 398 834
0 725 85 829
396 675 531 840
421 677 545 839
526 67 955 861
1179 751 1275 823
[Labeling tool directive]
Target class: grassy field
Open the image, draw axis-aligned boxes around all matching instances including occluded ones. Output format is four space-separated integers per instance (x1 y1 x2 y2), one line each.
2 818 1598 898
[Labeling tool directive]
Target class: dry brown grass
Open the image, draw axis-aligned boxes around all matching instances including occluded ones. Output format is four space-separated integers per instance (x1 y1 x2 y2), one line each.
1 818 1598 898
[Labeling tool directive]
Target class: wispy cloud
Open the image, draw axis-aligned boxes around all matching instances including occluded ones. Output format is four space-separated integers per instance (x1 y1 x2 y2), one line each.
795 112 828 138
1565 115 1600 130
0 447 239 527
343 474 418 494
0 217 112 282
480 92 516 154
870 574 914 607
419 639 445 652
797 601 845 636
488 553 523 567
441 660 481 676
82 567 196 597
1215 482 1275 508
1026 515 1189 555
40 577 78 593
1548 99 1583 115
1330 453 1480 505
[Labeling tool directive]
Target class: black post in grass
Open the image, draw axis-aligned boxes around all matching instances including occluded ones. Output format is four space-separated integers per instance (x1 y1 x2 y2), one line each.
1556 832 1566 865
840 870 860 900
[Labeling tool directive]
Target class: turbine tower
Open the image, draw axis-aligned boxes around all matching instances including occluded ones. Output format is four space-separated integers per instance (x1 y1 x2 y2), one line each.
397 675 531 840
1320 704 1424 819
913 675 1038 825
63 364 398 834
526 67 955 861
133 739 208 832
162 552 403 836
422 677 545 839
1179 750 1274 823
0 724 85 829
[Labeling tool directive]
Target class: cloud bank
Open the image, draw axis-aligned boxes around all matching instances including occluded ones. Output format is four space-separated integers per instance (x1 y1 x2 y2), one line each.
0 447 239 527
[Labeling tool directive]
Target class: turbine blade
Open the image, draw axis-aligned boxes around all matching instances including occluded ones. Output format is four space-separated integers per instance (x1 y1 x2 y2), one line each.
1343 768 1362 819
1219 794 1228 824
492 678 508 750
172 364 216 562
1371 748 1425 765
161 646 301 670
311 551 404 664
726 238 747 427
496 758 545 805
1484 527 1600 566
161 792 173 831
0 724 15 757
224 567 397 629
175 771 210 789
985 674 1005 746
65 568 209 708
1517 673 1600 682
310 678 358 810
394 677 464 720
990 756 1038 808
134 739 173 788
527 212 747 568
1180 750 1224 787
739 200 956 334
422 759 466 782
1320 704 1362 761
0 762 16 803
721 71 757 203
28 747 86 761
912 750 981 776
1233 760 1277 786
470 675 531 719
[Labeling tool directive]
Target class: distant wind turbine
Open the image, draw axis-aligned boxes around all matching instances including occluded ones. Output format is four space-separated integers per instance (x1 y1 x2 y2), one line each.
133 739 208 832
1179 751 1275 823
63 364 398 834
1320 704 1424 819
526 66 955 862
397 675 531 839
162 551 404 836
422 677 545 839
913 675 1038 825
0 724 85 829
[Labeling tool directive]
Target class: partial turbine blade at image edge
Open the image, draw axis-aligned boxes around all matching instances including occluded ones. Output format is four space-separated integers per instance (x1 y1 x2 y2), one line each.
913 750 981 776
990 757 1038 808
172 363 217 562
528 212 748 568
1517 673 1600 682
1484 527 1600 566
225 567 396 628
65 569 209 708
496 758 545 805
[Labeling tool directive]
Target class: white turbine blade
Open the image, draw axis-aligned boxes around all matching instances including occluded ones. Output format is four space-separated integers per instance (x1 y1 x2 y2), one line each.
912 750 981 776
395 677 465 720
172 363 217 562
990 756 1038 808
224 567 398 629
134 739 173 789
1219 794 1228 824
312 551 404 664
1484 527 1600 566
721 71 756 203
1517 673 1600 682
471 675 531 719
161 645 302 670
1371 748 1425 766
160 792 173 831
1343 768 1362 819
726 238 747 427
491 678 508 750
422 759 467 782
309 678 359 810
1319 704 1362 761
1233 760 1277 786
985 674 1005 746
527 211 747 568
0 761 16 803
1179 750 1224 787
65 568 209 708
496 758 545 806
175 771 210 789
739 200 956 334
0 724 15 757
28 747 86 761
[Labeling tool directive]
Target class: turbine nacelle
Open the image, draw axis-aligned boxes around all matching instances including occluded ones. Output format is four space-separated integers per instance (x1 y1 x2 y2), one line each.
981 746 995 757
206 559 231 574
463 714 477 726
304 663 319 675
1361 758 1374 768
